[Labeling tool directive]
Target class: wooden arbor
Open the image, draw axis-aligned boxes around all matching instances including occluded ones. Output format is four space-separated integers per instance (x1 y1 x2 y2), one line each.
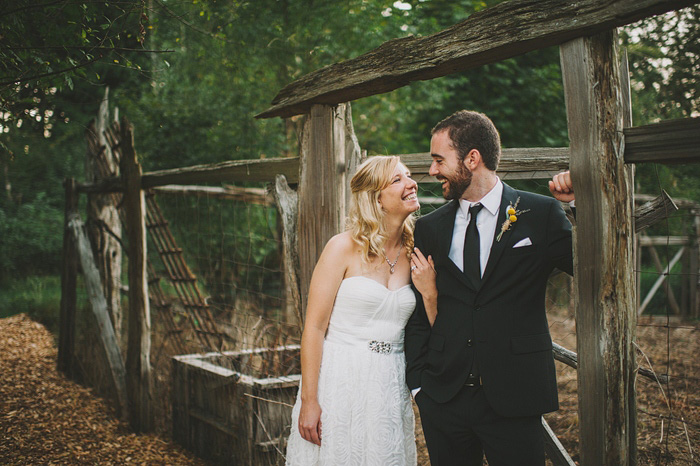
256 0 700 464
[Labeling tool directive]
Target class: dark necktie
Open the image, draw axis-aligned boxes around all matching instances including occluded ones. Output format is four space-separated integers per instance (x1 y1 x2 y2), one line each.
463 203 483 286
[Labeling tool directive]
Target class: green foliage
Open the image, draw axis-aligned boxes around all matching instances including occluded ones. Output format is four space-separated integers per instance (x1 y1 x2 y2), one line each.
622 5 699 124
0 276 63 333
1 0 151 139
0 0 698 320
0 193 63 280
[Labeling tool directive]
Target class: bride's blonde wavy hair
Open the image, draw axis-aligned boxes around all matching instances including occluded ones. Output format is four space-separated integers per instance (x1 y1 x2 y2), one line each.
347 156 415 264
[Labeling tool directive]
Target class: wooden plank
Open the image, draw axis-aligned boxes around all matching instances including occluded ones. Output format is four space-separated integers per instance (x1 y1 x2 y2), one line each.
58 178 79 377
624 118 700 164
257 0 697 119
343 103 365 212
638 247 685 315
271 175 302 332
561 32 637 464
85 89 123 342
395 147 570 179
297 105 350 314
542 417 577 466
552 342 666 384
639 236 689 246
153 184 273 205
647 245 681 315
142 157 300 188
635 193 699 211
68 214 129 419
691 216 700 318
78 147 572 195
634 190 679 233
77 157 300 193
120 117 153 433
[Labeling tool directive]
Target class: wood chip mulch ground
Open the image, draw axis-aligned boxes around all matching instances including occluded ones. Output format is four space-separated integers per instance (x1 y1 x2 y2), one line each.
0 313 206 466
2 309 698 465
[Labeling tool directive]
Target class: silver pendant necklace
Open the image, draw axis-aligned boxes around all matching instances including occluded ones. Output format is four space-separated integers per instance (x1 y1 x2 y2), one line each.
382 247 401 274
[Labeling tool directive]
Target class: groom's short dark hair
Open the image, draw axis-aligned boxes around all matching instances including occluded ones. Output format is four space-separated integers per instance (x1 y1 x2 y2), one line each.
431 110 501 171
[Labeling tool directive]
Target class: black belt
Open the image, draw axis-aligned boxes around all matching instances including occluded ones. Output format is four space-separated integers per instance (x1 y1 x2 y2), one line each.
464 374 482 387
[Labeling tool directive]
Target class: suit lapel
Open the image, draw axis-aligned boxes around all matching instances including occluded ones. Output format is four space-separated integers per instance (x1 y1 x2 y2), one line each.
480 183 519 288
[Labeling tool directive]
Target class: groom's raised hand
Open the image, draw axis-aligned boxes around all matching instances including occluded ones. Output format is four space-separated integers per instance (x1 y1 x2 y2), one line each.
549 170 575 203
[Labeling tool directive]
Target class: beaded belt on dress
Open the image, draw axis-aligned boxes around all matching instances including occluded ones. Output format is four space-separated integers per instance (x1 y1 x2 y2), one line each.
368 340 397 354
324 336 403 354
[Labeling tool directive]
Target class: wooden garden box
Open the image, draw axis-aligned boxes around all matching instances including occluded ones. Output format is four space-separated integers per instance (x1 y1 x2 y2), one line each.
172 345 301 465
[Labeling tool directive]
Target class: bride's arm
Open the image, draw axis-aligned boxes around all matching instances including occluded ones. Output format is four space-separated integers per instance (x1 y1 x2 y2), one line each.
298 234 349 446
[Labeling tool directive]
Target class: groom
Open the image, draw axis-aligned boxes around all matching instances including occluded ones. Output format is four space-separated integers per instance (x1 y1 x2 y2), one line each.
405 110 575 465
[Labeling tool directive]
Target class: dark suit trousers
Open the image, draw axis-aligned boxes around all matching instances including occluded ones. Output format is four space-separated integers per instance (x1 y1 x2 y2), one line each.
415 386 544 466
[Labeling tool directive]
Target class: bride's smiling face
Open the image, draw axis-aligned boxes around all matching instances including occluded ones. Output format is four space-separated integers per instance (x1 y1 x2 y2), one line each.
378 163 419 217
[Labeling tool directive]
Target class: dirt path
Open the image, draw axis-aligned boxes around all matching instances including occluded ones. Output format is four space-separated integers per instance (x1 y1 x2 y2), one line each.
0 314 206 466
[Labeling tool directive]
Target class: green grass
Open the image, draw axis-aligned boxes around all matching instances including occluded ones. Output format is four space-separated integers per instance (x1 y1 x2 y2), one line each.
0 275 63 334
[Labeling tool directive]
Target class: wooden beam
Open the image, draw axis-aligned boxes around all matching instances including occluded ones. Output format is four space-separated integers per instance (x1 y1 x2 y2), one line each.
271 175 302 333
635 193 699 211
85 89 123 342
142 157 300 188
120 117 153 433
638 246 685 315
77 157 300 193
58 178 79 377
561 32 637 464
542 417 577 466
152 184 273 205
647 245 682 315
395 147 570 180
552 342 666 384
77 146 572 195
257 0 697 119
639 236 689 246
634 190 679 233
691 216 700 318
68 214 129 419
297 105 350 316
624 118 700 164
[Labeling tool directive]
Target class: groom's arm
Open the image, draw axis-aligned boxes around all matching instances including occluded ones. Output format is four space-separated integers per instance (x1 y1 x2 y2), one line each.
405 222 431 390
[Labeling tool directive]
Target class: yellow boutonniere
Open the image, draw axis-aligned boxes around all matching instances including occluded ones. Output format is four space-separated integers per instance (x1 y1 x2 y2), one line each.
496 197 530 242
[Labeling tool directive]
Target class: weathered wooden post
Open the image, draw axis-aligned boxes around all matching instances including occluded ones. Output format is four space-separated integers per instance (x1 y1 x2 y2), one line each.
272 175 302 332
58 178 79 376
85 88 123 340
68 213 129 419
561 31 637 464
297 103 361 318
120 117 153 432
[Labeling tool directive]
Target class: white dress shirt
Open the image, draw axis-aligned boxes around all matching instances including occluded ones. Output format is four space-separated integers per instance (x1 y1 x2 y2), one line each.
449 179 503 276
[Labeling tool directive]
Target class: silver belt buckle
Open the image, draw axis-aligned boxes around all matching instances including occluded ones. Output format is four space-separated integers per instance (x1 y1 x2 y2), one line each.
368 340 392 354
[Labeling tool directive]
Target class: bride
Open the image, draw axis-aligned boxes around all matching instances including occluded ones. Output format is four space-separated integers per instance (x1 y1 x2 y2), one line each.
285 156 437 465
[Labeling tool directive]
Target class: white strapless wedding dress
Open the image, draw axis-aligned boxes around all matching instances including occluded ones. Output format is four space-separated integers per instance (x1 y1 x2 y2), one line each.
285 276 417 466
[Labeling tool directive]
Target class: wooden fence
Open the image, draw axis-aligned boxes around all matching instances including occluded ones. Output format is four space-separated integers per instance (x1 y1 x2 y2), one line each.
58 0 700 463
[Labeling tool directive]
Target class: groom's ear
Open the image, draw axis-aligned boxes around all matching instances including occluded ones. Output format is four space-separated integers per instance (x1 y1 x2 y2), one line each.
463 149 481 170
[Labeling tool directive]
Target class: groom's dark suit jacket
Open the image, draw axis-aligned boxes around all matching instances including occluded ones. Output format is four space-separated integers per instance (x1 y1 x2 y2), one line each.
405 183 573 417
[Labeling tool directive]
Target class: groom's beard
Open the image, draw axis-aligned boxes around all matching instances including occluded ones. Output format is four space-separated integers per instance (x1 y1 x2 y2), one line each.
440 163 473 200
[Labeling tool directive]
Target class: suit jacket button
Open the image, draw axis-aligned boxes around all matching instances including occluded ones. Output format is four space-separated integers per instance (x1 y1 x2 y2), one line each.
467 339 473 346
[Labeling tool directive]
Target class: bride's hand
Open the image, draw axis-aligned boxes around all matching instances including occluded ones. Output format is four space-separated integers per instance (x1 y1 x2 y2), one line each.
411 247 437 296
298 399 323 446
411 247 438 325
